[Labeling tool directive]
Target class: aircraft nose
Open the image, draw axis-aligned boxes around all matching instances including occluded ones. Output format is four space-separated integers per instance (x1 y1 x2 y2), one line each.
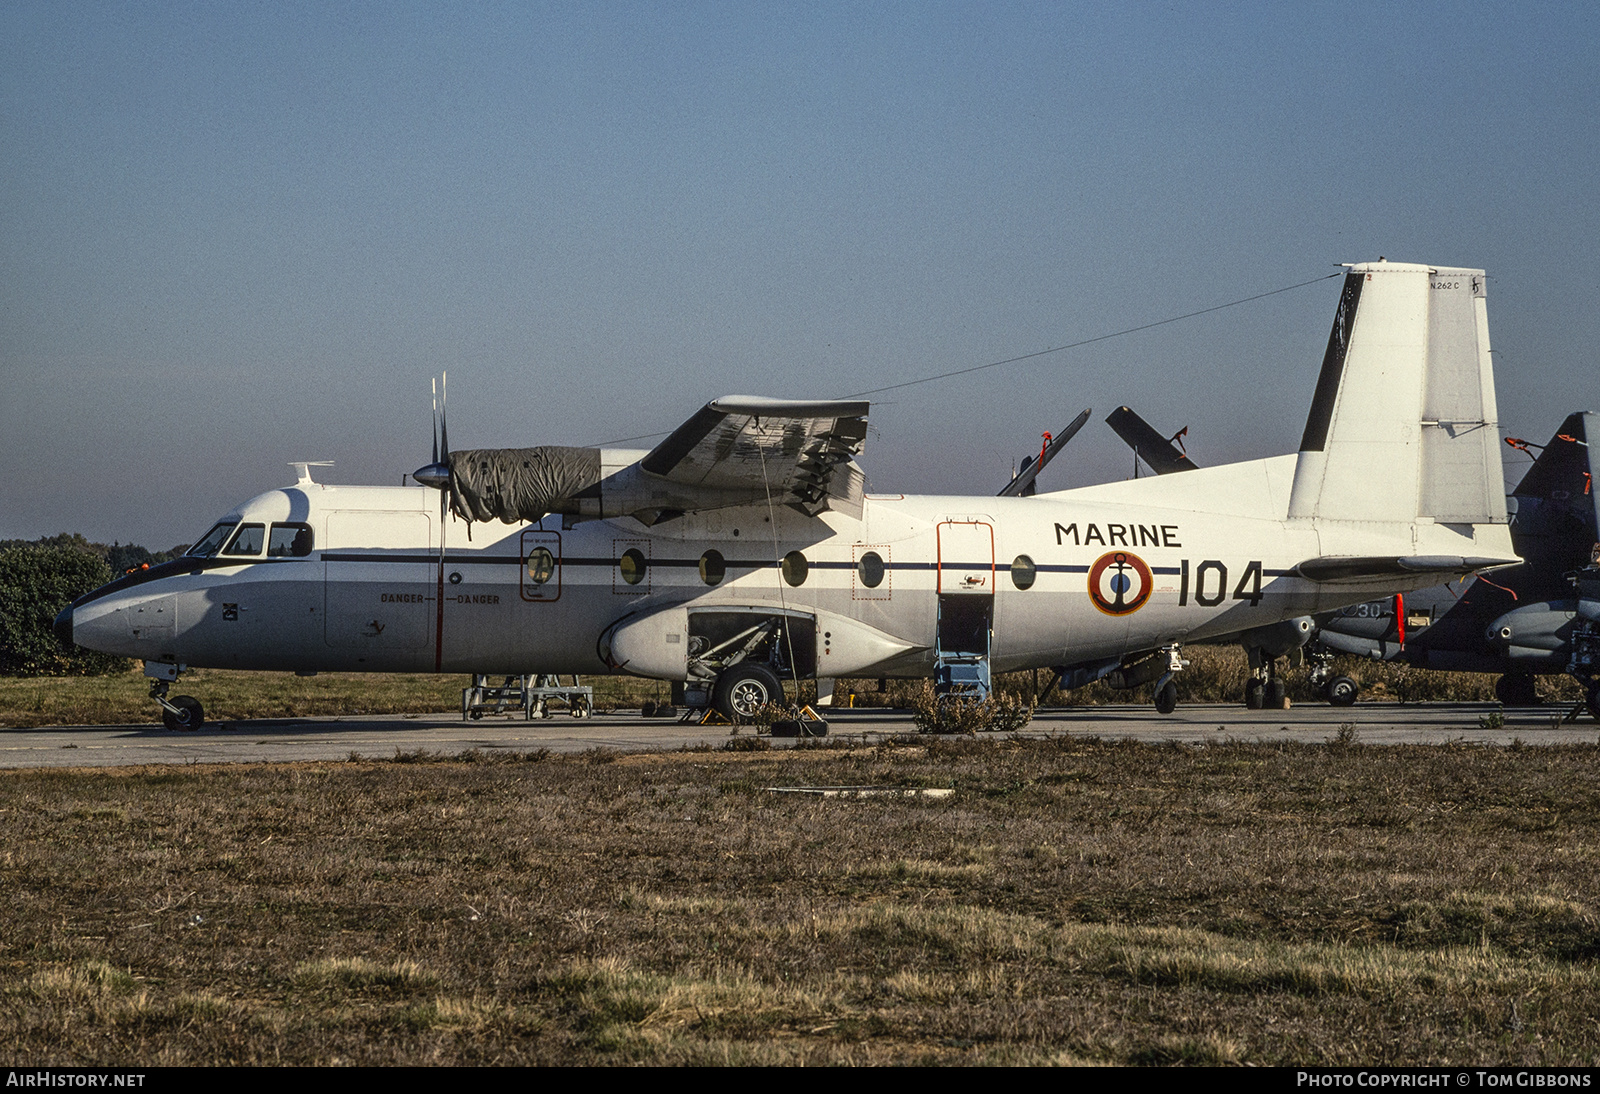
52 605 74 646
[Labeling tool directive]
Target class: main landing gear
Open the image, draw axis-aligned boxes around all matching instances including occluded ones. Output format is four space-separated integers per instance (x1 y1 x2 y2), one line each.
146 662 204 731
1569 616 1600 722
1245 653 1290 710
713 663 784 723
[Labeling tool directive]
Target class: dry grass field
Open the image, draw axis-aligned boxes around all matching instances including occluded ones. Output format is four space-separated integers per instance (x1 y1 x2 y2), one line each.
6 737 1600 1065
0 646 1584 728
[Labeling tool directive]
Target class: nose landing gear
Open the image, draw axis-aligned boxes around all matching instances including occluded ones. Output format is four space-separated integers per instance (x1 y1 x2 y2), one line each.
145 662 205 731
1151 645 1188 714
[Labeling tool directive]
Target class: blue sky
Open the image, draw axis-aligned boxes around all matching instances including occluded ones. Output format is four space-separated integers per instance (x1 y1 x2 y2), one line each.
3 2 1596 548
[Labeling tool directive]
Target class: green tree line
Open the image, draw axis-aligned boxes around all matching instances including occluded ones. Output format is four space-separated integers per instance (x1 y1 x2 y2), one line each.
0 534 186 677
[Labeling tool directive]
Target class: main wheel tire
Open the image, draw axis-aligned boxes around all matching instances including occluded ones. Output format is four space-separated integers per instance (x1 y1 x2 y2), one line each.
1154 679 1178 715
1325 675 1359 707
1265 679 1287 709
1495 672 1540 708
1588 682 1600 722
162 695 204 732
714 664 783 724
1244 678 1264 710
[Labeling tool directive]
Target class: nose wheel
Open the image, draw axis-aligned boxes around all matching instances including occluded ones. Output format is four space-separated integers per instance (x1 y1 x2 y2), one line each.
1151 645 1188 714
160 691 205 731
146 664 205 731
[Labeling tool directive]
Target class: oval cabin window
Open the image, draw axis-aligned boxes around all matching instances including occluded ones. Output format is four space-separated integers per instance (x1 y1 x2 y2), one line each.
619 548 647 586
699 549 726 586
526 547 555 585
858 550 885 588
781 550 808 587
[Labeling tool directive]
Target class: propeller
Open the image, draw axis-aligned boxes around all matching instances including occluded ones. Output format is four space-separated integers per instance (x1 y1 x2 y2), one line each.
413 374 451 671
413 374 452 491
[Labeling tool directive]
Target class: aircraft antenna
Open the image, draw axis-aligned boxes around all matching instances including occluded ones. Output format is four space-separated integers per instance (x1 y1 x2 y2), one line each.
840 270 1342 399
289 461 333 486
585 272 1341 448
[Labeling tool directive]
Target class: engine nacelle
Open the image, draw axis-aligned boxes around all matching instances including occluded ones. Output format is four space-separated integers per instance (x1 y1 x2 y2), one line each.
1485 599 1597 666
1236 616 1314 659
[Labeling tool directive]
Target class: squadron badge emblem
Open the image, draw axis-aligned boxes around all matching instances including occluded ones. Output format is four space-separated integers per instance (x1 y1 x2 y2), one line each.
1087 550 1153 616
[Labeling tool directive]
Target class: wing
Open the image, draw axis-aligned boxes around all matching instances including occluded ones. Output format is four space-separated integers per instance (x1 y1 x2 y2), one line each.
640 396 870 518
442 396 871 526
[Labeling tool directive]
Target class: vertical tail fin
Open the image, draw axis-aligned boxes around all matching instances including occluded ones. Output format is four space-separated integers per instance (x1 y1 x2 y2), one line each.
1287 260 1506 525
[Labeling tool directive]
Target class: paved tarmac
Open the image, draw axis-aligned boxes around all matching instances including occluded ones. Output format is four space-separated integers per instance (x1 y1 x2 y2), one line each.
2 701 1598 768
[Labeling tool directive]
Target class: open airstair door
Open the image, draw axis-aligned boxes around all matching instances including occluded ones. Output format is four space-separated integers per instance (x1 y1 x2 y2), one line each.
936 520 996 699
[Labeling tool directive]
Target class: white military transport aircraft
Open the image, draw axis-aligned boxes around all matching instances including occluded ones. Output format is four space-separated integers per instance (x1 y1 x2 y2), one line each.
58 260 1518 729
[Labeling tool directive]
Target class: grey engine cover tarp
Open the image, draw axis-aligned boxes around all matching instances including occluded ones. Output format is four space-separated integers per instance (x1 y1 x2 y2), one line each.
447 446 601 524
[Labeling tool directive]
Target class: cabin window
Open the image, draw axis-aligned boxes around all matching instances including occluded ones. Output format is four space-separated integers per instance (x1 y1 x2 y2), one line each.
268 523 315 557
858 551 885 588
186 522 236 558
782 550 808 587
526 547 555 585
619 548 647 586
699 549 725 586
222 523 265 557
1011 555 1036 590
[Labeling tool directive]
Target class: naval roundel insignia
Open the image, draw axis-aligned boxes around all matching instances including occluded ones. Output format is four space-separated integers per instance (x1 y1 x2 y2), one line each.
1087 550 1153 616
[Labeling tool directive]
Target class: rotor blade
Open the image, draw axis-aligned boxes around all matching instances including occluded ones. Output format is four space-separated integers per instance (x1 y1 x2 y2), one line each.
997 407 1092 497
439 371 449 461
1105 406 1199 475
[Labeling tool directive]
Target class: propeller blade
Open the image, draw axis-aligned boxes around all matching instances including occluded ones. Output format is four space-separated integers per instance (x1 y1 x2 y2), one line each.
439 370 449 463
414 374 453 490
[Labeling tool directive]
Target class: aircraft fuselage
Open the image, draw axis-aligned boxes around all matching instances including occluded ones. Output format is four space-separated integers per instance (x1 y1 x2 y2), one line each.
66 454 1499 683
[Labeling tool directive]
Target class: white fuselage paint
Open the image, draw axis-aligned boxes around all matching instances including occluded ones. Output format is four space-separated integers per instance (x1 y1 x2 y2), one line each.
68 452 1513 681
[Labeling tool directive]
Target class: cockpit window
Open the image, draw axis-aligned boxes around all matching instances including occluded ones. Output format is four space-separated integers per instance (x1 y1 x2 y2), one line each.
186 522 237 558
222 523 266 556
268 523 315 557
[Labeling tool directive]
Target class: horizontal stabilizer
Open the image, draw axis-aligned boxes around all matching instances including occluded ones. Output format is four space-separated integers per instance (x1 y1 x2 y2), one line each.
1292 554 1518 583
998 408 1091 497
1105 406 1198 476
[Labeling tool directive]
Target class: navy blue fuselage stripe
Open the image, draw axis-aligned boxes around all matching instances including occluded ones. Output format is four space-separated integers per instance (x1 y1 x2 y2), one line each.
320 554 1284 579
